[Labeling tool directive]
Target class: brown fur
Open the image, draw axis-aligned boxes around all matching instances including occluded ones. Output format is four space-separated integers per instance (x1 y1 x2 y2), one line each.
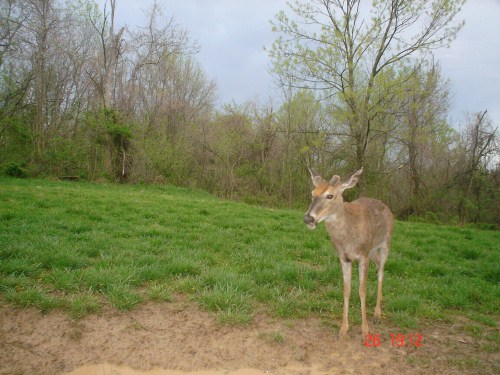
304 168 394 337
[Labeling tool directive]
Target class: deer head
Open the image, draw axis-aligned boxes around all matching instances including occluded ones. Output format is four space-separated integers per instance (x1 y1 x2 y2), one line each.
303 167 363 229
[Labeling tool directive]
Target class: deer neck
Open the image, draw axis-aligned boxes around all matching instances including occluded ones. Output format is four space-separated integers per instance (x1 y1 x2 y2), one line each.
325 202 358 253
325 199 348 226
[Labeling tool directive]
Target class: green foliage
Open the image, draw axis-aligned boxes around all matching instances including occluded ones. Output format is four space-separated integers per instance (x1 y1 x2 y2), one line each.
83 109 133 181
38 136 89 178
0 115 32 166
3 162 28 178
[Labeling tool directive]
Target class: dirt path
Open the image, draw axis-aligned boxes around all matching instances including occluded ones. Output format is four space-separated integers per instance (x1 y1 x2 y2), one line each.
0 300 496 374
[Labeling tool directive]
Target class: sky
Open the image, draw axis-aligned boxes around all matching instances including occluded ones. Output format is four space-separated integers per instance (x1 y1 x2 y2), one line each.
99 0 500 124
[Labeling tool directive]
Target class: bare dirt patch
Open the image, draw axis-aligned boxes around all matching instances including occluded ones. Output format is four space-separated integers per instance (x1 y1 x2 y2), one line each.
0 300 497 375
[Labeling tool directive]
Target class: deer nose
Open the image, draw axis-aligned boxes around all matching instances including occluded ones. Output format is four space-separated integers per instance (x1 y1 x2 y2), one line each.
303 214 314 225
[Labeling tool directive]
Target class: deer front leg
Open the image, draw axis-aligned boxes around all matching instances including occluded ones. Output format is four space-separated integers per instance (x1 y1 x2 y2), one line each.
374 245 389 324
359 256 370 337
339 259 352 337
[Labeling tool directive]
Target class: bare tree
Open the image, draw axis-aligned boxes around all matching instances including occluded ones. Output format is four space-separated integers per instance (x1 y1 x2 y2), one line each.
399 62 450 215
457 111 498 223
86 0 124 110
0 0 29 69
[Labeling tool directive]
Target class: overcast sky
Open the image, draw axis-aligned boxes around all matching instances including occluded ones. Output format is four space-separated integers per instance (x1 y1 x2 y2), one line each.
100 0 500 124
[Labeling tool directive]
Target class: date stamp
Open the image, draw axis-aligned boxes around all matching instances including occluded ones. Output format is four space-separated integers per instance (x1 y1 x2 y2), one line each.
364 333 423 348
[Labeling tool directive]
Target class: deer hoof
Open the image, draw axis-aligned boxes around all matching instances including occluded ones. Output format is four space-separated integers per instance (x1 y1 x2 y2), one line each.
361 326 369 338
338 325 349 339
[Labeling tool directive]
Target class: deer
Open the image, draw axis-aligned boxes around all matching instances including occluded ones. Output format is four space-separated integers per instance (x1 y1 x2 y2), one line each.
303 167 393 338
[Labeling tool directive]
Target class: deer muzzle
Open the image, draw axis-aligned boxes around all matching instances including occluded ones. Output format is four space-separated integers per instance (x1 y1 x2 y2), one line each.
303 214 317 229
304 197 321 229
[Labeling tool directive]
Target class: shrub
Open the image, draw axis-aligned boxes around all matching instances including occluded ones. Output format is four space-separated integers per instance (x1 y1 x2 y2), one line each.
3 162 28 178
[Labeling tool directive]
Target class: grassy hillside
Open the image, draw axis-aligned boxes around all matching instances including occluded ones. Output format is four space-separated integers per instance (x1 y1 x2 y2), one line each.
0 178 498 332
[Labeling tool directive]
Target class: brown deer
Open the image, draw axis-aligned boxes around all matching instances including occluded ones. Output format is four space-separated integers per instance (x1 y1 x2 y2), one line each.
303 168 393 337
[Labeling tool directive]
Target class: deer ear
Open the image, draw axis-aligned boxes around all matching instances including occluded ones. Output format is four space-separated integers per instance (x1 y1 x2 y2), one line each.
341 167 363 190
308 167 325 187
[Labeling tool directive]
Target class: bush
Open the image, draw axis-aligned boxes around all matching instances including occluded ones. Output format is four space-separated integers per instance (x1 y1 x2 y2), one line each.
3 162 28 178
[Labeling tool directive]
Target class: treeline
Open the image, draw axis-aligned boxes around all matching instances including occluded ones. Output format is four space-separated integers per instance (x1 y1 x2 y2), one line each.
1 0 499 226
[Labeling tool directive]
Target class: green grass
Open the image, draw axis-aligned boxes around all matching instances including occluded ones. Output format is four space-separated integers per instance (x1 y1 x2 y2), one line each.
1 177 499 332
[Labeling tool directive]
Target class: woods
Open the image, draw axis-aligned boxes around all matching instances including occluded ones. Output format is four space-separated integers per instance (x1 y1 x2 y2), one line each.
1 0 499 226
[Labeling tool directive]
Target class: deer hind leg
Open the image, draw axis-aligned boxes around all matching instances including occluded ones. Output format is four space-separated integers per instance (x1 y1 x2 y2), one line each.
359 256 370 337
369 247 380 271
373 245 389 324
339 259 352 338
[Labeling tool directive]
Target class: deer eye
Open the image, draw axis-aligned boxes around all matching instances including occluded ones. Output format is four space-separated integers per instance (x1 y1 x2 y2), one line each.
326 194 334 200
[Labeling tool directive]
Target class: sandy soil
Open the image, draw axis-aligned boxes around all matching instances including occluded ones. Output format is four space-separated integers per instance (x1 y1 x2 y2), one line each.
0 299 497 375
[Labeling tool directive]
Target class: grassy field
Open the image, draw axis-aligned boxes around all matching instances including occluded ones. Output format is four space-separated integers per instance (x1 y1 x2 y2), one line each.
0 177 498 334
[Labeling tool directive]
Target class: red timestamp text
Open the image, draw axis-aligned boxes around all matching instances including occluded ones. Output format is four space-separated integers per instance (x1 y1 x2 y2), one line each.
364 333 423 348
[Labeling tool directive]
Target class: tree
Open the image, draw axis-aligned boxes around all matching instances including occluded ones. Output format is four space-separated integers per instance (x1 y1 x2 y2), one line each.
0 0 28 69
456 111 498 223
398 62 451 215
269 0 465 169
199 104 254 199
87 0 124 110
124 1 215 184
276 90 328 205
0 0 32 165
